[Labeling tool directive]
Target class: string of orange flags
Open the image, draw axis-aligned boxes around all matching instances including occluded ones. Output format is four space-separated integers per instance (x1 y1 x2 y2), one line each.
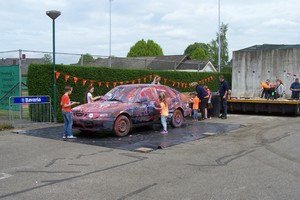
55 71 214 89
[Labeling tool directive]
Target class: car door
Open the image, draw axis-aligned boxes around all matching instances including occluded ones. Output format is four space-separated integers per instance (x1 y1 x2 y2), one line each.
133 87 160 124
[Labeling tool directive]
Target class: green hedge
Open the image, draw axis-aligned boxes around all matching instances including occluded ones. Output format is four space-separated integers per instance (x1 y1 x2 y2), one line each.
27 64 231 122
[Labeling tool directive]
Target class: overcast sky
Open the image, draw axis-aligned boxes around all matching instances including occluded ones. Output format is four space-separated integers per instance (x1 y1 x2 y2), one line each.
1 0 300 62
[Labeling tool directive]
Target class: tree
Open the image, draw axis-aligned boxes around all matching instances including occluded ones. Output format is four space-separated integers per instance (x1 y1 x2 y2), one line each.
191 47 208 60
43 54 52 64
78 53 94 65
127 39 163 57
209 23 229 67
184 42 210 59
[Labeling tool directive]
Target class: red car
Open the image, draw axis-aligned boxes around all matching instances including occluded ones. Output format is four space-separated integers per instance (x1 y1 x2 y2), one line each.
72 84 191 136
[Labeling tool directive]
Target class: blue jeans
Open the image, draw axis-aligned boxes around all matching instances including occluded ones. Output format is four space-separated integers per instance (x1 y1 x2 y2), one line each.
193 109 198 120
220 97 227 117
62 110 73 137
161 116 167 131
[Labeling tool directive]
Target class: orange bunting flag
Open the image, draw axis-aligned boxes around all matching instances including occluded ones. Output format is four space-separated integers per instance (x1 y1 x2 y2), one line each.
177 82 180 87
149 74 153 81
113 82 117 87
106 82 110 88
143 77 147 83
73 77 78 84
65 74 70 82
119 82 123 85
131 80 135 84
55 71 61 79
137 79 141 84
82 79 87 86
164 79 167 84
181 83 184 88
98 82 102 87
172 81 175 86
90 80 95 86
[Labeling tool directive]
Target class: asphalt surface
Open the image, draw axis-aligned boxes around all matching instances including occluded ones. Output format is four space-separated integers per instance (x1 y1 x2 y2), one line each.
20 120 240 151
1 115 300 200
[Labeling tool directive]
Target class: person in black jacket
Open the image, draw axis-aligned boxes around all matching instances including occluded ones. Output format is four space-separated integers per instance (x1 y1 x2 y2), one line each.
217 75 229 119
191 82 209 120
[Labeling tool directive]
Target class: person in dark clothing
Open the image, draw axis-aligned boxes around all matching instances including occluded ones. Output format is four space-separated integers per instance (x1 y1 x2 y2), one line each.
191 82 209 120
290 78 300 99
217 75 229 119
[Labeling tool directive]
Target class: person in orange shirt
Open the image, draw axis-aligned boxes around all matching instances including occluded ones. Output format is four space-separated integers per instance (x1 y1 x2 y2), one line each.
191 93 200 121
154 92 169 135
61 86 79 139
261 79 270 98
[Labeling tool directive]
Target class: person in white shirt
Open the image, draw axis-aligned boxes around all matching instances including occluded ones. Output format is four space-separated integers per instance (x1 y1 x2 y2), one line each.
85 86 101 103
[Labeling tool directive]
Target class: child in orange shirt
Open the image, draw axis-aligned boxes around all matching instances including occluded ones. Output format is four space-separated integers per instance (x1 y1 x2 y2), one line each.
154 92 169 135
191 93 200 121
61 86 79 139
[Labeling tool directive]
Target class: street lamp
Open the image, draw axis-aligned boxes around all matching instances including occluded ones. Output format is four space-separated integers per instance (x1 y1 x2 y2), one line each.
218 0 221 72
46 10 61 123
109 0 112 67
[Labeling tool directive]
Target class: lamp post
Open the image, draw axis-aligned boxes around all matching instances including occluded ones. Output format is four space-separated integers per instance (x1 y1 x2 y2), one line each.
218 0 221 72
109 0 112 67
46 10 61 123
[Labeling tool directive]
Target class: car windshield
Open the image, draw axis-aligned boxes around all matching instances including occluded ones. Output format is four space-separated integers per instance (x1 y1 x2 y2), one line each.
102 86 140 103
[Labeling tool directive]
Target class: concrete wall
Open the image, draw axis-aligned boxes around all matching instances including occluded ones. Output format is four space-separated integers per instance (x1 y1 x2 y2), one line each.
232 48 300 98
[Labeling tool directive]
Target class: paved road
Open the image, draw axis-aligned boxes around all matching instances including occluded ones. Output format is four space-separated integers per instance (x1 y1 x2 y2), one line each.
0 115 299 200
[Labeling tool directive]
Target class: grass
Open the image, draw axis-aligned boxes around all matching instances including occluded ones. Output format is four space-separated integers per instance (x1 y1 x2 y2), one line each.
0 122 14 131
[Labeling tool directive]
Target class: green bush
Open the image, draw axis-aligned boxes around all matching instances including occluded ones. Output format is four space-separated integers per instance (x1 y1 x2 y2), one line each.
27 64 231 122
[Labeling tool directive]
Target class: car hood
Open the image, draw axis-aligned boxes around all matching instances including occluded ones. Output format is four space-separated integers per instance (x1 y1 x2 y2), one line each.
72 101 132 113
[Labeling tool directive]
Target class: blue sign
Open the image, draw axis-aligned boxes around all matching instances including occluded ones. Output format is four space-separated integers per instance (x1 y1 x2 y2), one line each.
13 96 50 104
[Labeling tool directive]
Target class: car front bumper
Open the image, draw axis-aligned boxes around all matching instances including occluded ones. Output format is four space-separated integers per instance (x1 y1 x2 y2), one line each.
72 117 115 132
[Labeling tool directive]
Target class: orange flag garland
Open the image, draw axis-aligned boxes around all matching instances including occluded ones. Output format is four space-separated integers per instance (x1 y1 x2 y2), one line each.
65 74 70 82
90 80 95 86
54 71 216 90
73 77 78 84
55 71 61 79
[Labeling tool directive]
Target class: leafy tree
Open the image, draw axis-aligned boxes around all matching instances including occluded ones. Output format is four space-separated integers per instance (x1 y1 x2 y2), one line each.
127 39 163 57
78 53 94 65
184 42 210 59
191 47 208 60
43 54 52 64
209 23 229 67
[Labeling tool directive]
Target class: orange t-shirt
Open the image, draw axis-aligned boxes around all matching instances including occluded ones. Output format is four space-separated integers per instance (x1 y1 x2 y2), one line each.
61 94 71 112
192 97 199 110
160 102 169 116
261 82 270 89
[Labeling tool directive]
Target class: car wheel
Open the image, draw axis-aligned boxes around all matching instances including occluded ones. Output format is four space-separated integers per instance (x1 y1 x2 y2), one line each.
171 109 183 128
113 115 130 137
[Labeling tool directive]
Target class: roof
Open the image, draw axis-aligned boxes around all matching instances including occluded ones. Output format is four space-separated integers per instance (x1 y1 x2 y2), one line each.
90 55 214 72
237 44 300 52
147 55 186 70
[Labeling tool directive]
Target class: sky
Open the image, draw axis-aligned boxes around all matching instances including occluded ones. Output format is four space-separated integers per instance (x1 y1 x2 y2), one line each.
1 0 300 63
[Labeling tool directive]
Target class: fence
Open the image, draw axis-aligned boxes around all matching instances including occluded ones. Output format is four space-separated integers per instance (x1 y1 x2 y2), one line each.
9 96 52 123
0 49 218 121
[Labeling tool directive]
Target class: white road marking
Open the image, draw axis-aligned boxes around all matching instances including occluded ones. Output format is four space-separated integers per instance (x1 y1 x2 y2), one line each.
0 173 13 180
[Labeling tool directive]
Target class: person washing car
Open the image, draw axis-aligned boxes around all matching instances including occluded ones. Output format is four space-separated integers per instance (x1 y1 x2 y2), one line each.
154 92 169 135
61 86 80 139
